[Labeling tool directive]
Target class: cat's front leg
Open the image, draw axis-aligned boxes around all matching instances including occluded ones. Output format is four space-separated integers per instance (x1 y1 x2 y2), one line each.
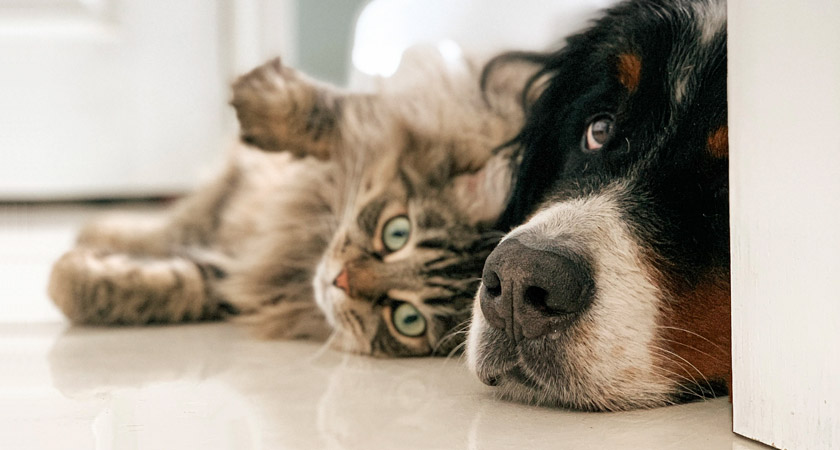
231 57 344 160
49 248 232 325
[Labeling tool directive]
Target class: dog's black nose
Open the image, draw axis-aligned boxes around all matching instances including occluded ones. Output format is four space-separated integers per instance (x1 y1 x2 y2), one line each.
479 238 594 340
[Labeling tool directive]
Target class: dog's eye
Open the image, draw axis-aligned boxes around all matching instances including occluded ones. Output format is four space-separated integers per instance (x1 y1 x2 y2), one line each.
583 115 615 152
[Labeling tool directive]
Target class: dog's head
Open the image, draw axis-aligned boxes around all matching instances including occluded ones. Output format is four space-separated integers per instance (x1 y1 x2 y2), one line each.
467 0 730 411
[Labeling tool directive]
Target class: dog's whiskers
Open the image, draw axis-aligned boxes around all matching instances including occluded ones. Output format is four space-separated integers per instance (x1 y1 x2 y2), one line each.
650 345 715 396
656 337 722 362
655 326 725 352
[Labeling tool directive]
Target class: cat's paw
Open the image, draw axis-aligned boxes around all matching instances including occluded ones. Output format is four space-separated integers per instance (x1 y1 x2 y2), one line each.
232 58 293 151
230 57 339 160
48 248 206 324
49 248 113 323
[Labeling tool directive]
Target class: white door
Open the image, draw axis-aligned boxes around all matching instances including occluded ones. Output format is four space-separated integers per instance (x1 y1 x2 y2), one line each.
0 0 295 200
729 1 840 449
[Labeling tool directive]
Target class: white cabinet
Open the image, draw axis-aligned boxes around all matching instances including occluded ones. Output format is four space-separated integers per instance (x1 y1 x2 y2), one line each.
0 0 294 200
729 1 840 449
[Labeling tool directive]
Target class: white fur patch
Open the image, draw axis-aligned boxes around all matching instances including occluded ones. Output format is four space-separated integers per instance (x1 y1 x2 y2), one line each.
313 258 338 327
671 0 725 106
465 298 487 374
693 0 726 45
674 74 690 105
467 182 674 409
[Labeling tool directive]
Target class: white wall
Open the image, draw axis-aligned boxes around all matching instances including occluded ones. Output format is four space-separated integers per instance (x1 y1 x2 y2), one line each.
0 0 297 201
349 0 617 87
729 1 840 449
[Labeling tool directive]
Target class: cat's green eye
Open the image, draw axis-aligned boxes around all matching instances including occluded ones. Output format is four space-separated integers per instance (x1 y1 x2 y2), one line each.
391 302 426 337
382 215 411 252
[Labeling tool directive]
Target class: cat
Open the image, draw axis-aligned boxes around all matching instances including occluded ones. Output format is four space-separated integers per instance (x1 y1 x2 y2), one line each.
48 47 534 357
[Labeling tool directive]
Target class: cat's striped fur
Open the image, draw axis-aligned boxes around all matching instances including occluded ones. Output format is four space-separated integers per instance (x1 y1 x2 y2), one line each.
49 47 533 356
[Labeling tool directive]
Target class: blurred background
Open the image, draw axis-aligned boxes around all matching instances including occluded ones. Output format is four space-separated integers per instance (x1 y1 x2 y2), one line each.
0 0 612 321
0 0 611 201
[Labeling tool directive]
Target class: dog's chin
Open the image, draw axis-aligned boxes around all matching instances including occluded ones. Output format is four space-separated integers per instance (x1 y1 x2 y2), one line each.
490 365 728 411
486 368 675 412
468 306 680 412
480 362 680 412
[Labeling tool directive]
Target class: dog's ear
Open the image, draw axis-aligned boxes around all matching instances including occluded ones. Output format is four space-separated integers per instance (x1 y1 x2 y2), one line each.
448 151 513 227
230 57 343 160
491 48 584 231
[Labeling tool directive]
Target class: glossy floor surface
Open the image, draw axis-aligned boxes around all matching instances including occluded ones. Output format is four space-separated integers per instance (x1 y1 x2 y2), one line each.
1 203 768 449
3 322 770 450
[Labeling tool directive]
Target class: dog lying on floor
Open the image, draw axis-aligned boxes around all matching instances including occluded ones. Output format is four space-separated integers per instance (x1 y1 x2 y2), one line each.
467 0 730 411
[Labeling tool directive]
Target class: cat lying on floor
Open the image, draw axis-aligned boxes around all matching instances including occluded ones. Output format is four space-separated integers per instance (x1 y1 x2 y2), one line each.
49 47 533 356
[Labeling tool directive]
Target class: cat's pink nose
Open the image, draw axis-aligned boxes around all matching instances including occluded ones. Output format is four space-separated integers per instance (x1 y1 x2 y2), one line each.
333 269 349 294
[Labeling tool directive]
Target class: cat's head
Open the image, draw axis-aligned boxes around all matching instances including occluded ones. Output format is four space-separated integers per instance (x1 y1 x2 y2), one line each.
231 47 532 356
312 139 516 356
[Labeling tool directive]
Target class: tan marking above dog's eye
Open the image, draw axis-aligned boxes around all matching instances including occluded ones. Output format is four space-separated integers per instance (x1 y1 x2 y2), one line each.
617 53 642 93
707 126 728 158
583 115 615 152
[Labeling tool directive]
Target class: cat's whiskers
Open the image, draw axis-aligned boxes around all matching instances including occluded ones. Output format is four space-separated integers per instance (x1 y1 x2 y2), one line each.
434 318 472 357
306 328 341 363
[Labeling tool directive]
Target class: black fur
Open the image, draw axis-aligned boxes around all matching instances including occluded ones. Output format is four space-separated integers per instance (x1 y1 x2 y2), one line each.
498 0 728 284
471 0 731 410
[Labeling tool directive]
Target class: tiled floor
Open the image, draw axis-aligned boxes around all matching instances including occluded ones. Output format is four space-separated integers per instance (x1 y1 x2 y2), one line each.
0 204 769 450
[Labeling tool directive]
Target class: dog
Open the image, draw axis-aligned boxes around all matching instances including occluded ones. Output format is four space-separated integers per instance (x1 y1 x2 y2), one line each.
467 0 729 411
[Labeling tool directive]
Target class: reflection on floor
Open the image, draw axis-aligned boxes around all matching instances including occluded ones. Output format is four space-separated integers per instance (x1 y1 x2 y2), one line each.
0 204 768 450
1 322 768 450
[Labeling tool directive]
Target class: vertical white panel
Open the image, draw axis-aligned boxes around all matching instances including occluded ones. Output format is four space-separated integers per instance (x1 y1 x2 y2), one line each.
0 0 230 199
730 1 840 449
227 0 298 74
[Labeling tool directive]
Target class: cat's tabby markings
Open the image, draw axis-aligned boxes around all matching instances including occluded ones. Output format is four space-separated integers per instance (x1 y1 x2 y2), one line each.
49 47 534 356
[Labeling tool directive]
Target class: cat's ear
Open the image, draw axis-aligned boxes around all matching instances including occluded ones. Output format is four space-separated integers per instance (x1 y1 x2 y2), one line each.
230 57 343 160
386 43 472 90
448 152 513 226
